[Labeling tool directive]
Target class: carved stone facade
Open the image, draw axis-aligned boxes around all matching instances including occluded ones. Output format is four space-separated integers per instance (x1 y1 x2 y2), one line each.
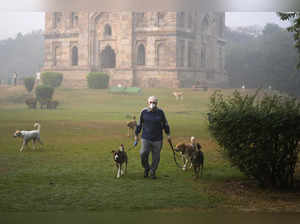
43 12 227 88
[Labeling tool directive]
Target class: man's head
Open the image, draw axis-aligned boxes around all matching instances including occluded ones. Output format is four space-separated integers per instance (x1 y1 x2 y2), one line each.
147 96 158 111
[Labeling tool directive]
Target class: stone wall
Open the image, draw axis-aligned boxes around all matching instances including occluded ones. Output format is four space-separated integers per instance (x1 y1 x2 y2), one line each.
42 11 227 89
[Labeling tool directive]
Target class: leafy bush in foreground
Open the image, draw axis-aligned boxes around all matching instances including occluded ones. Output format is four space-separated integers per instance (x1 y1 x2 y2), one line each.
208 90 300 188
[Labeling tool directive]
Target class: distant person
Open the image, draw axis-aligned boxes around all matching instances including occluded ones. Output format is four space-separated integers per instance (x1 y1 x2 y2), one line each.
36 72 41 85
135 96 171 179
241 84 245 90
13 72 18 86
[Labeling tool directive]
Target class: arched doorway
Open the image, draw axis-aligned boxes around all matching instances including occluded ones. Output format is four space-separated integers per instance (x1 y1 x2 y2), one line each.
100 45 116 68
137 44 145 65
71 46 78 66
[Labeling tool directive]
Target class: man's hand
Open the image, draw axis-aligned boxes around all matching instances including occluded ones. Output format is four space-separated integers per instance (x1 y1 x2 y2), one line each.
167 135 171 141
134 135 139 147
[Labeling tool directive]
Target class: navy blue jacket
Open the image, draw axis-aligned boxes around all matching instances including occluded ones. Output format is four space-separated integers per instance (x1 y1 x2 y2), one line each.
135 107 170 141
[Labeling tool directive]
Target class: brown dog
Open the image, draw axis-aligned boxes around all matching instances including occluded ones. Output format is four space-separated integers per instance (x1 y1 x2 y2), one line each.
175 137 204 178
126 116 137 138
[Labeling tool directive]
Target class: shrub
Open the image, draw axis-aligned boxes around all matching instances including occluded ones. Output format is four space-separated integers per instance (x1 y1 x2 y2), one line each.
87 72 109 89
24 76 35 93
47 100 59 109
35 85 54 109
41 72 63 88
208 90 300 189
25 97 37 109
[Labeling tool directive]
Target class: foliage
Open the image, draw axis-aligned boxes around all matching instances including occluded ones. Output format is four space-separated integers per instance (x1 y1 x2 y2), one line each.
35 85 54 109
225 24 300 96
25 97 37 109
0 30 44 83
278 12 300 68
87 72 109 89
41 72 63 88
24 76 35 93
47 100 59 109
209 90 300 188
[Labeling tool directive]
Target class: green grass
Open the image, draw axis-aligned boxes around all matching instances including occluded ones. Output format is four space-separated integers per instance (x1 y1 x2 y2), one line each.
1 86 300 213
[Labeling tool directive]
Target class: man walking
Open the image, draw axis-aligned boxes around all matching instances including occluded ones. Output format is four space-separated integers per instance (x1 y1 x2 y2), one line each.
135 96 171 179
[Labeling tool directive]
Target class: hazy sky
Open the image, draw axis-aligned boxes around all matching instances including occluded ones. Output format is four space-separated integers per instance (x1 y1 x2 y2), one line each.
0 12 291 40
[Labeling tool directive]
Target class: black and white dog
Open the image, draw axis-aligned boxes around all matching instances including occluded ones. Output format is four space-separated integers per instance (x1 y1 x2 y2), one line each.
112 144 128 179
13 121 43 152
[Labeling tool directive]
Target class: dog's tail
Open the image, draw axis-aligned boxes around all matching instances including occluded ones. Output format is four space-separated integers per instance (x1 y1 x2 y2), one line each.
34 121 41 132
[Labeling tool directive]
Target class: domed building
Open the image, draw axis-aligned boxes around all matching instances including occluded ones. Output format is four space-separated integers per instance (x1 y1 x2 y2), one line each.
42 12 227 88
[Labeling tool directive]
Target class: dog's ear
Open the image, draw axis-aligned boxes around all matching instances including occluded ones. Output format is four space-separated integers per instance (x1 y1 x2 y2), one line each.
111 150 116 153
197 143 202 150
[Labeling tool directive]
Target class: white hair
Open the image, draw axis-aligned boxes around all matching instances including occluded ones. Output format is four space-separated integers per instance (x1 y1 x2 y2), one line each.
191 136 196 143
147 96 158 104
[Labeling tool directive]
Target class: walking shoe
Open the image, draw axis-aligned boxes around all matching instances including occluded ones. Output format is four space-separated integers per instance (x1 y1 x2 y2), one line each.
150 170 156 179
144 169 149 178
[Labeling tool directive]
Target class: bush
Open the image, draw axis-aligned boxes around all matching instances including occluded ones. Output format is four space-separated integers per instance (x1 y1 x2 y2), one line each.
24 76 35 93
41 72 63 88
35 85 54 109
87 72 109 89
47 100 59 109
208 90 300 188
25 97 37 109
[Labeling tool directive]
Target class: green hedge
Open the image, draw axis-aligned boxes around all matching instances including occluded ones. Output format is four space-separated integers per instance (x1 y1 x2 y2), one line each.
208 90 300 189
87 72 109 89
41 72 63 88
24 76 35 93
35 85 54 108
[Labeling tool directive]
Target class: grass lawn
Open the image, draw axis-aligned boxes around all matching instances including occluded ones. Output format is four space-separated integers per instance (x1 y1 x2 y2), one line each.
1 86 300 214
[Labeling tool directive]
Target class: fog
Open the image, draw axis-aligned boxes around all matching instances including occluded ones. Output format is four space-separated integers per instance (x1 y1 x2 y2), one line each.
0 12 290 40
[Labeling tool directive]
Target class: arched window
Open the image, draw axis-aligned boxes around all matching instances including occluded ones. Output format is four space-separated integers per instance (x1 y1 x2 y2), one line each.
156 12 165 26
137 44 145 65
136 13 145 27
176 40 185 67
101 45 116 68
157 44 168 67
201 45 206 67
188 13 193 29
202 15 209 32
188 42 193 67
104 24 112 37
72 46 78 66
53 45 59 66
177 12 185 27
71 12 79 27
53 12 62 28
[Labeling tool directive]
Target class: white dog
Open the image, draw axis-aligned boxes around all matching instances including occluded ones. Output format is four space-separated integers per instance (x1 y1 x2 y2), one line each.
173 91 184 100
13 121 43 152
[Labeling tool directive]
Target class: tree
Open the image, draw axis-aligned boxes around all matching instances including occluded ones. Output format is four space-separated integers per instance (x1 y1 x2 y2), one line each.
24 76 35 93
278 12 300 68
225 23 300 96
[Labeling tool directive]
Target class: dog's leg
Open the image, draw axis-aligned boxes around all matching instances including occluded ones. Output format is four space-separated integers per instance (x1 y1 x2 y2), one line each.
200 164 203 177
194 166 199 179
182 158 187 171
124 159 128 175
127 127 130 137
37 138 43 147
189 159 193 169
117 164 121 178
20 140 26 152
33 139 36 150
120 163 125 176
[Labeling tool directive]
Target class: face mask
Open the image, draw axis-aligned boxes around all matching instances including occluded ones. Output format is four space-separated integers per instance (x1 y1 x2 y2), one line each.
149 103 156 110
